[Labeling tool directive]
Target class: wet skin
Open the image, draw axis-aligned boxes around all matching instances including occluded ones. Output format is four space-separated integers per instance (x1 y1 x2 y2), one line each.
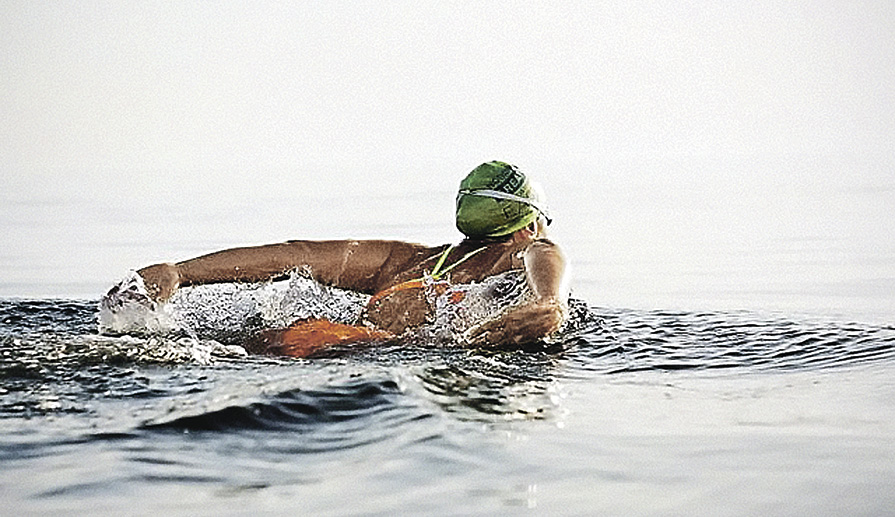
136 228 568 348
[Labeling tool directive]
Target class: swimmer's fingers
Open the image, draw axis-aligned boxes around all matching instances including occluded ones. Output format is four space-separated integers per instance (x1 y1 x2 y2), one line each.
465 318 506 348
466 311 535 348
466 299 567 348
137 263 182 302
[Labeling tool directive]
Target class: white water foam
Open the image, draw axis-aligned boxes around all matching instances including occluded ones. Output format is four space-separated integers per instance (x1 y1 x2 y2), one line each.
425 270 535 344
97 271 179 335
98 269 537 347
99 270 370 342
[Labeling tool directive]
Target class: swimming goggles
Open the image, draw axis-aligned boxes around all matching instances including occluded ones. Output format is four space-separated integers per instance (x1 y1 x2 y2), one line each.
457 189 553 225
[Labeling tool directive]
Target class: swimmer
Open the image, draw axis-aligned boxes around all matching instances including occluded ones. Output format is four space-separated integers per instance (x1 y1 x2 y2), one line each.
135 161 569 349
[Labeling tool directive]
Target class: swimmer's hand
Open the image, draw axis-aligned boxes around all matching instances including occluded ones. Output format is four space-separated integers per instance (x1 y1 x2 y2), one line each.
137 263 182 302
466 297 568 349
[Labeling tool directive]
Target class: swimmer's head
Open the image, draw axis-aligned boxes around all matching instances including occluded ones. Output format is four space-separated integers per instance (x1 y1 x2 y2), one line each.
455 161 551 238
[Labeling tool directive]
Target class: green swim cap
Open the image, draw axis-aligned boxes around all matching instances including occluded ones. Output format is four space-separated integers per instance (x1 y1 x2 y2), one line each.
455 161 550 238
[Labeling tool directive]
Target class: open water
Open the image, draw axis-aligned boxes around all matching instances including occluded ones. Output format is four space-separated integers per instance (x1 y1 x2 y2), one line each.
2 175 895 516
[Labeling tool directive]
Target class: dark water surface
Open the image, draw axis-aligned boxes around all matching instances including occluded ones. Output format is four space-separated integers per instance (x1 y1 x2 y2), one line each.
2 298 894 515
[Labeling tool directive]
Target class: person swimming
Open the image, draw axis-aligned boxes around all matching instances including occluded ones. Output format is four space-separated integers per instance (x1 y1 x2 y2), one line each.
128 161 569 353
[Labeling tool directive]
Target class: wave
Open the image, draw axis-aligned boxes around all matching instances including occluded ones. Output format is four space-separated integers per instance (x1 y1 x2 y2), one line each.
135 352 562 439
143 377 406 433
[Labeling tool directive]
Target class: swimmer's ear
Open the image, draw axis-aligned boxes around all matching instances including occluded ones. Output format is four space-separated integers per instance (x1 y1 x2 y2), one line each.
529 217 547 237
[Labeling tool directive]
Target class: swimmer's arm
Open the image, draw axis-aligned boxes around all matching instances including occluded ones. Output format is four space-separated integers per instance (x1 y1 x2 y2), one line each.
467 240 569 347
523 239 570 306
137 240 430 301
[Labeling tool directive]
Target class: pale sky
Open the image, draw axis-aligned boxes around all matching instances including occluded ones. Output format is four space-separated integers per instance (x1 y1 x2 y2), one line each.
3 2 893 196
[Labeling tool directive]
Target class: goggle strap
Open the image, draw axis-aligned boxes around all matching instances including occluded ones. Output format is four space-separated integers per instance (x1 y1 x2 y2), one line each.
457 189 552 225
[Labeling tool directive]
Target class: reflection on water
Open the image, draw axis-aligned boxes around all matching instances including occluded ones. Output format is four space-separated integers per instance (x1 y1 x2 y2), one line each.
2 294 895 514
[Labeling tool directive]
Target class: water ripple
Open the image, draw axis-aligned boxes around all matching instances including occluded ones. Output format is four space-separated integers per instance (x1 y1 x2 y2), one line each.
0 298 96 336
3 298 895 431
563 307 895 375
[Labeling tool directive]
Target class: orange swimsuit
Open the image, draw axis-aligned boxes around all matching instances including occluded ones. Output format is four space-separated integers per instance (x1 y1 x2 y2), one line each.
251 244 487 358
366 244 486 310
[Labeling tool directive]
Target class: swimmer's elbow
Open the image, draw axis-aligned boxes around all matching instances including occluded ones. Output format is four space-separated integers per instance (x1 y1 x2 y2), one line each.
524 241 569 302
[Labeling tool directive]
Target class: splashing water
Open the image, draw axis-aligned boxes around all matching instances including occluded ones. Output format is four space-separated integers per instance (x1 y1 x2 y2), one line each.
98 269 543 350
97 271 178 336
422 270 535 344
